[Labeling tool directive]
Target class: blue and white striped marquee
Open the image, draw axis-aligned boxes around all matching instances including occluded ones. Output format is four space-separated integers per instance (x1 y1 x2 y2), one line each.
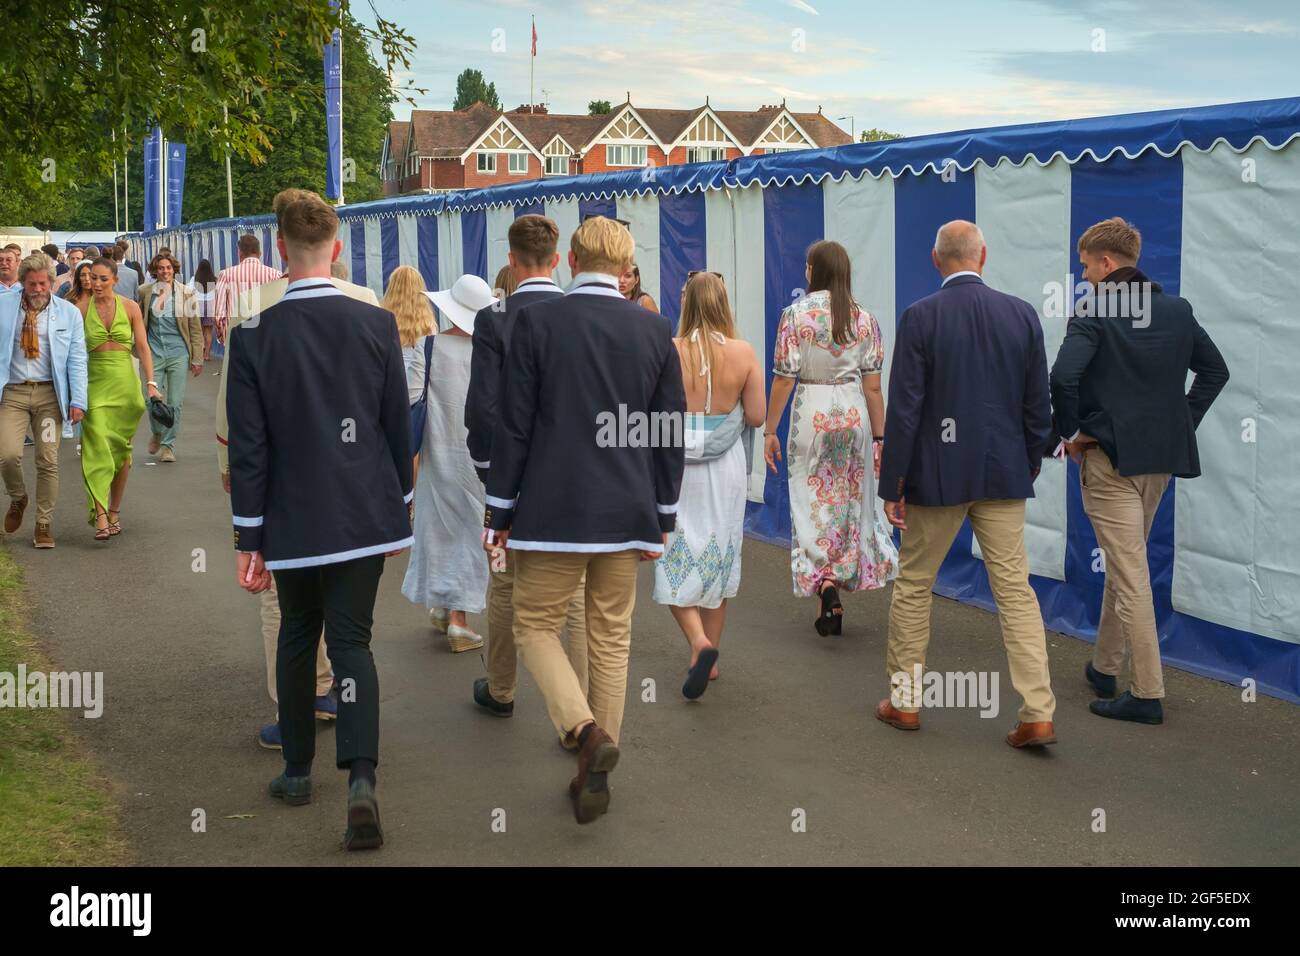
146 96 1300 702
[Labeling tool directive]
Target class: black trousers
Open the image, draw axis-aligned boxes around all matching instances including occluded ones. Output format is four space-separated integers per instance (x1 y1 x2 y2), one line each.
273 554 385 770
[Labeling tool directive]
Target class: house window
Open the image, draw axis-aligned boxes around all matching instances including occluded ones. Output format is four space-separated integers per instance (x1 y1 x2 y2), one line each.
508 153 528 175
606 144 647 167
763 146 797 155
477 152 497 173
545 155 568 176
687 146 727 163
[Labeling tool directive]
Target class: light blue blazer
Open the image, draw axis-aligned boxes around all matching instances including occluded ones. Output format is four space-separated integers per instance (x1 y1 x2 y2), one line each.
0 293 89 420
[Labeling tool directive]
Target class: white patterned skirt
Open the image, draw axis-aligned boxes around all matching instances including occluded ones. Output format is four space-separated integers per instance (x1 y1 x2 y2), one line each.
654 439 746 609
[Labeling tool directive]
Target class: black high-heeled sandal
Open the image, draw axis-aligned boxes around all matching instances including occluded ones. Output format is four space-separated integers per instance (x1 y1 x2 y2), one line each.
815 583 843 636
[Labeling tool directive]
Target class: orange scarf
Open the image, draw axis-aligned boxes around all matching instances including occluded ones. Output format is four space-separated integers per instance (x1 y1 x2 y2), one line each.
20 298 42 359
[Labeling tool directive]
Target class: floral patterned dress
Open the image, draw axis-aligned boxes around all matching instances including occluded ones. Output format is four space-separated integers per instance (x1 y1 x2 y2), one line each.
773 290 898 596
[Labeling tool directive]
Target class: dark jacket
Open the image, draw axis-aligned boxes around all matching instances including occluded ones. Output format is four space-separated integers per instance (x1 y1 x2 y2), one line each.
227 279 413 568
1049 266 1229 478
879 273 1054 506
465 276 564 483
484 277 686 551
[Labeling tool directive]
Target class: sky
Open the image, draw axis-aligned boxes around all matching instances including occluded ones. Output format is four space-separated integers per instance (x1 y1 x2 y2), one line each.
357 0 1300 138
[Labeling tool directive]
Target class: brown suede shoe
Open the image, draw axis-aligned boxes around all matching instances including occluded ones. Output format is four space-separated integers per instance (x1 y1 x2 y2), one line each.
569 725 619 824
4 496 27 534
1006 721 1056 748
148 433 162 455
33 523 54 549
875 698 920 731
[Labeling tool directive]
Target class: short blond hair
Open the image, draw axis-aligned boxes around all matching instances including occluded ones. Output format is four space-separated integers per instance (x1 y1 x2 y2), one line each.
1078 217 1141 262
570 216 634 274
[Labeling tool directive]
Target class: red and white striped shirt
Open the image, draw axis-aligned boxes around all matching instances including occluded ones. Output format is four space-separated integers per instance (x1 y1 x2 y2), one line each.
213 256 283 343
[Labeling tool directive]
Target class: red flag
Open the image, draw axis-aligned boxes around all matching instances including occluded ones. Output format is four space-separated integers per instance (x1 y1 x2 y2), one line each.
532 21 537 56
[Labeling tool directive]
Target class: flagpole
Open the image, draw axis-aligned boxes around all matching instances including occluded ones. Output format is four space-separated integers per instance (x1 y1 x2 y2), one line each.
123 126 129 232
223 104 234 218
159 134 168 230
530 14 535 112
111 128 120 234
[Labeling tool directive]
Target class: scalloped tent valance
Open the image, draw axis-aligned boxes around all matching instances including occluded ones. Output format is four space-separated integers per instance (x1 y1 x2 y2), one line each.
148 95 1300 233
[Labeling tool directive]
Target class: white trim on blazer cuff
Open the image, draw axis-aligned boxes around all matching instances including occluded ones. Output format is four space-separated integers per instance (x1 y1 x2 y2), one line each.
232 514 264 527
264 536 415 570
485 494 517 509
656 502 678 514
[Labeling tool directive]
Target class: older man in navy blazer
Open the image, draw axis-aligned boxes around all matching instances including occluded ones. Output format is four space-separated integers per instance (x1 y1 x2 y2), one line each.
877 220 1057 748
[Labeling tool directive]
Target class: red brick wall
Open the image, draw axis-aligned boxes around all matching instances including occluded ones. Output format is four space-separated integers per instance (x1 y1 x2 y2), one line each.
429 160 465 190
462 152 543 189
579 143 667 176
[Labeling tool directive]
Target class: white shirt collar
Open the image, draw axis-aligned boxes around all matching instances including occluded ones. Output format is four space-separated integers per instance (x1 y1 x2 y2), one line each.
518 276 561 291
941 270 982 286
285 276 336 292
569 271 620 289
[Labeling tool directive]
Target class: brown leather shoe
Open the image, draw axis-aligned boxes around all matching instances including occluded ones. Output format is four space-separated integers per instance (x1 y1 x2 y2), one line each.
4 495 27 534
569 725 619 824
148 433 162 455
32 523 54 549
1006 721 1056 748
875 698 920 731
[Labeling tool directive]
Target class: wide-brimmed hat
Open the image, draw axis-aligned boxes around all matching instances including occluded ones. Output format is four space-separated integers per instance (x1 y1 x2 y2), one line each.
428 274 498 334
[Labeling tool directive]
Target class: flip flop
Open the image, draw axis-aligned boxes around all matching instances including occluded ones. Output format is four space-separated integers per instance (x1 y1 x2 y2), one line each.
682 647 719 700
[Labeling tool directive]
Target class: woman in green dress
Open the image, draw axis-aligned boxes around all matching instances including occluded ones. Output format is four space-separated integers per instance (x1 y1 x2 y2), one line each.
78 258 162 540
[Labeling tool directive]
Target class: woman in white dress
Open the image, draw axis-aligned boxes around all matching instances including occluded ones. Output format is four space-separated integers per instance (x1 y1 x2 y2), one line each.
654 272 765 699
763 240 898 636
400 273 498 652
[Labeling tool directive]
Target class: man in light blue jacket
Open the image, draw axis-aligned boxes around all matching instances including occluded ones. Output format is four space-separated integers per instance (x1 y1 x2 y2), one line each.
0 254 88 548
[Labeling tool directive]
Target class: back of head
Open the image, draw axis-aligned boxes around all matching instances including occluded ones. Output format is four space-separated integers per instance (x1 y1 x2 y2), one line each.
933 220 985 272
806 239 856 346
679 272 735 379
194 258 216 287
509 214 559 270
1077 216 1141 265
237 233 261 259
279 194 339 268
84 245 101 259
111 245 125 261
382 265 434 347
493 265 518 298
570 216 634 276
272 188 318 229
41 243 59 259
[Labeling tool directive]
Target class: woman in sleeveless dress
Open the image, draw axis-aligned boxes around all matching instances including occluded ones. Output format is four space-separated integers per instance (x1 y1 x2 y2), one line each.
654 272 765 698
78 257 161 540
763 241 897 635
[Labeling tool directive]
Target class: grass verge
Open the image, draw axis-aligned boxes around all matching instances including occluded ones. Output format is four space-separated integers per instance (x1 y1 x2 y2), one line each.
0 545 129 865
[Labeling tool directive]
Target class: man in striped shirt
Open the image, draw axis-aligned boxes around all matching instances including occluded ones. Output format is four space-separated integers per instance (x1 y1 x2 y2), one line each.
213 233 282 343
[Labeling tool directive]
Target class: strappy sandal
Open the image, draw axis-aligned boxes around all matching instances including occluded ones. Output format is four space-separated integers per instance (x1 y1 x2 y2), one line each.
815 583 843 636
93 510 111 541
107 510 122 536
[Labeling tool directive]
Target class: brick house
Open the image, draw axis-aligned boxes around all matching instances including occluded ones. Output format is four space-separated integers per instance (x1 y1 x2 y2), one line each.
380 98 852 196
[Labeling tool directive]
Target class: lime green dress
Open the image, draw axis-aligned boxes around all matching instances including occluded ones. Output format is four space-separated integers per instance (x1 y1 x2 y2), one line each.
82 296 146 524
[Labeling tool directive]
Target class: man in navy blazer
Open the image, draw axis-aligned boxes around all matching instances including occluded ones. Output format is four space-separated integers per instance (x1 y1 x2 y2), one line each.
877 220 1057 748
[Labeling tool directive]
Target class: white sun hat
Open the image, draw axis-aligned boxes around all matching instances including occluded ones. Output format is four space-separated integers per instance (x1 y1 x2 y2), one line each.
428 274 498 334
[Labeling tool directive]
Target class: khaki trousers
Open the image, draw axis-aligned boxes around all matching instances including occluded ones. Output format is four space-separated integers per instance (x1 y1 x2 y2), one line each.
512 549 640 745
887 498 1056 722
261 583 333 709
0 382 62 527
1080 447 1170 700
488 559 588 703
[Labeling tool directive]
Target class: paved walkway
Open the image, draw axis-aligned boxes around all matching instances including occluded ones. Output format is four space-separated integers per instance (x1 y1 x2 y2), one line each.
7 367 1298 865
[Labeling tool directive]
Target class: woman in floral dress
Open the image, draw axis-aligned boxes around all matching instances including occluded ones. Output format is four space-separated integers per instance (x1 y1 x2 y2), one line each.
763 240 897 635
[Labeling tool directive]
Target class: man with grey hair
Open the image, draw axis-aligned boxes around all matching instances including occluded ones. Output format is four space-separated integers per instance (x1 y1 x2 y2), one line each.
0 254 88 547
877 219 1057 748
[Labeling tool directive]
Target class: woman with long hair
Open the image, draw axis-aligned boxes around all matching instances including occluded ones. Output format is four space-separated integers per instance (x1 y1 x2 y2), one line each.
61 260 94 307
763 240 897 635
383 264 437 403
654 272 764 698
138 252 203 462
191 258 218 360
77 258 161 540
492 264 518 300
618 262 659 312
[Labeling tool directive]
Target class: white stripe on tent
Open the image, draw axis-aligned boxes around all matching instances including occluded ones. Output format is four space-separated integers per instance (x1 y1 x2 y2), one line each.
337 220 351 281
618 192 660 306
548 197 581 286
824 171 896 536
485 205 515 286
1174 140 1300 644
364 218 384 298
973 156 1071 581
398 215 419 270
707 185 766 502
436 213 464 332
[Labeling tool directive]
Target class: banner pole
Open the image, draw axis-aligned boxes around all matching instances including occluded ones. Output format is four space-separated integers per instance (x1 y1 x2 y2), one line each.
224 104 234 218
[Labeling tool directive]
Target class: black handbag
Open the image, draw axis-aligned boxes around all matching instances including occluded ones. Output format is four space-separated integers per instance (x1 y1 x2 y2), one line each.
148 395 177 430
409 335 435 454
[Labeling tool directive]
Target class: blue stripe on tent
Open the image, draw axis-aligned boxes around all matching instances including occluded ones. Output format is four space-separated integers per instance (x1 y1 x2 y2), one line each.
744 180 825 546
229 231 238 269
461 210 487 280
381 218 399 289
351 221 367 288
515 200 543 218
417 216 439 291
262 227 272 266
579 196 617 221
657 190 707 333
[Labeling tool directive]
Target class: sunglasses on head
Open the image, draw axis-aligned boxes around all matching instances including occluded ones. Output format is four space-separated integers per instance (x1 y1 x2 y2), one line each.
581 214 631 228
687 270 724 281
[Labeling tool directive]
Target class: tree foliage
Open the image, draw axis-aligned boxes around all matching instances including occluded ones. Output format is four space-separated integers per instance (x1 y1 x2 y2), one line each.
859 128 903 142
453 69 501 111
588 100 612 115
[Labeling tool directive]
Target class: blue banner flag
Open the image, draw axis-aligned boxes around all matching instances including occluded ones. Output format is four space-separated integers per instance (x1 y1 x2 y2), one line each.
142 126 162 231
324 21 343 200
166 143 187 227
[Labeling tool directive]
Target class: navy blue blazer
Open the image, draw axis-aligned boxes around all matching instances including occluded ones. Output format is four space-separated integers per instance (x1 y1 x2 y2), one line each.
464 276 564 484
879 274 1053 506
227 280 414 568
484 277 686 551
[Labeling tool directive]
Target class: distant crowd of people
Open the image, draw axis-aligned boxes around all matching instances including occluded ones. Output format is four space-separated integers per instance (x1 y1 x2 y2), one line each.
0 192 1229 851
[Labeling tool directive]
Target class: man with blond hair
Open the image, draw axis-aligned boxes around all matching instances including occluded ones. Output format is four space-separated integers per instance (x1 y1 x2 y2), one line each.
1051 217 1228 725
878 220 1057 748
227 190 412 850
484 216 685 824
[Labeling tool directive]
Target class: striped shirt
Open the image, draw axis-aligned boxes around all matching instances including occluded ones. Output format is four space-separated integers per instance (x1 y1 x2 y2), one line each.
213 257 282 343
